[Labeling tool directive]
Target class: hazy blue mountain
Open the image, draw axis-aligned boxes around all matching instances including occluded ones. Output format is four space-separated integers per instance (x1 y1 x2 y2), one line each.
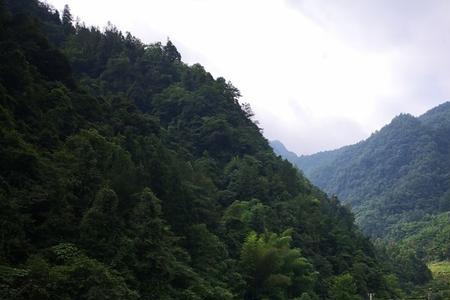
270 140 299 165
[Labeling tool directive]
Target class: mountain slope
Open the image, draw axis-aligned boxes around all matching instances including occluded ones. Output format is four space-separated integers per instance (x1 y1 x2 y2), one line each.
0 1 416 299
296 103 450 259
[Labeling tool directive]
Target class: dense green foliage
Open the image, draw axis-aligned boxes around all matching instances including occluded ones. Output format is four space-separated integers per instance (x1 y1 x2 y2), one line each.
388 212 450 261
294 103 450 263
0 0 414 298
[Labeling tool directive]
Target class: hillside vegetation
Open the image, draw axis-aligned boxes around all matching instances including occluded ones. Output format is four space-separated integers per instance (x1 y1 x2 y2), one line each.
0 0 424 299
294 103 450 263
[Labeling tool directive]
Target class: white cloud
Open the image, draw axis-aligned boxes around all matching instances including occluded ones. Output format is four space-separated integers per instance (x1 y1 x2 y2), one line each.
46 0 450 154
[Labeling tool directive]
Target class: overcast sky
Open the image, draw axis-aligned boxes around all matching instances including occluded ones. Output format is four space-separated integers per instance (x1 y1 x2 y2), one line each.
46 0 450 155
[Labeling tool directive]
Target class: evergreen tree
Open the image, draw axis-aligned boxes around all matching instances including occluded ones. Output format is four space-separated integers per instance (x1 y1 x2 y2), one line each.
62 4 74 34
163 38 181 62
80 187 120 261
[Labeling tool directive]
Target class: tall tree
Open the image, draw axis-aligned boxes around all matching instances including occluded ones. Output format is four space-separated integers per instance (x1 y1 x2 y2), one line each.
62 4 73 33
163 38 181 62
79 187 121 261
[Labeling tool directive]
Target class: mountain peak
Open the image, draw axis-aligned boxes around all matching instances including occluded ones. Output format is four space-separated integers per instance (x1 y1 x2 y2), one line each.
389 113 417 125
419 101 450 128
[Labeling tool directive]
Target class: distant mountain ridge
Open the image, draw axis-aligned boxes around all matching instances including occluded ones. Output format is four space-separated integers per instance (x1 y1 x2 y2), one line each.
291 102 450 261
269 140 299 165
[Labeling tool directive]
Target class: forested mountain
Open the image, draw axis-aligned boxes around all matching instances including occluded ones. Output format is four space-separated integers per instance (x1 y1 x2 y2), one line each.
296 103 450 261
0 0 431 299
